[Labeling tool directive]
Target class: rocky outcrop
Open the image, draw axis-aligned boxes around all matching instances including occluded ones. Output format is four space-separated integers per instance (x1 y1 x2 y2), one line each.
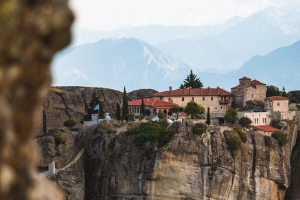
0 0 73 199
74 120 299 200
37 128 85 200
39 87 157 136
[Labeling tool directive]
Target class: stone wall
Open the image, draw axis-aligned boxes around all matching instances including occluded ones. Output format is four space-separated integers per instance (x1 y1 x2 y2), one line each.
0 0 73 199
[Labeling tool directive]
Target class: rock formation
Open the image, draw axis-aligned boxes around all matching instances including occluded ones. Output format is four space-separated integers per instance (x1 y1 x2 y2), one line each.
73 119 299 200
37 128 85 200
39 87 157 135
0 0 73 199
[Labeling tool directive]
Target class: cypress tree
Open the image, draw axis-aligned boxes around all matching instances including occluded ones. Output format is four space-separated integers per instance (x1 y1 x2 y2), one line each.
140 98 146 116
122 87 129 120
206 107 211 125
116 103 121 120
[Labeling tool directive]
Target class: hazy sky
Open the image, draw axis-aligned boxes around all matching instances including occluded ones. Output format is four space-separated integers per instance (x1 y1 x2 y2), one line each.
69 0 300 31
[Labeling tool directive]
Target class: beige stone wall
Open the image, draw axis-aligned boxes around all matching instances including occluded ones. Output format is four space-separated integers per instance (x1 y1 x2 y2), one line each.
238 112 271 126
244 85 266 103
161 95 232 113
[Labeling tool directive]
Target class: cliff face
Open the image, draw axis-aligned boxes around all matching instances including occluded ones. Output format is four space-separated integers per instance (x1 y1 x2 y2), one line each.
39 87 157 135
75 120 300 200
37 128 85 200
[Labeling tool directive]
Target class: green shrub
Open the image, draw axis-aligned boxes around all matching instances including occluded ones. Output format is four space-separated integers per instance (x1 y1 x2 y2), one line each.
238 117 252 128
233 126 246 143
226 134 242 151
138 114 145 120
271 131 288 147
53 133 66 145
127 112 135 121
192 123 206 135
63 119 76 128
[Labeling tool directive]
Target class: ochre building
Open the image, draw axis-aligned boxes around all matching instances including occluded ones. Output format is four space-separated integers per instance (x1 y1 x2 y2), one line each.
151 86 232 113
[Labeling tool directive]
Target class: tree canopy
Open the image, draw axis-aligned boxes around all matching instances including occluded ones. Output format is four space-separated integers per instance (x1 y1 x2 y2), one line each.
224 108 238 125
184 101 205 119
238 117 252 128
170 106 184 119
180 70 203 89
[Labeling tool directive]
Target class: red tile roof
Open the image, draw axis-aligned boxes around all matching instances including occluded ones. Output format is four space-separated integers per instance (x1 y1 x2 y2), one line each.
128 98 178 109
266 96 289 101
253 125 280 132
151 87 231 97
251 79 266 85
239 76 251 80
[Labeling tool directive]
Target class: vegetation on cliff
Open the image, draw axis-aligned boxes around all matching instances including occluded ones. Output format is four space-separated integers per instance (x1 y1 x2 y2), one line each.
272 131 288 147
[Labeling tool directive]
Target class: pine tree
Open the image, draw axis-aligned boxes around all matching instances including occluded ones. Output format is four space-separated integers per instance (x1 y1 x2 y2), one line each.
206 107 211 125
122 87 129 120
180 70 203 89
140 98 146 116
282 87 287 97
116 103 121 120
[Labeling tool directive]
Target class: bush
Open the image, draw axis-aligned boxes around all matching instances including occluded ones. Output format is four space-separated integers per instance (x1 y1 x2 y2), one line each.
226 134 242 151
63 119 76 128
127 112 135 121
158 128 174 147
271 131 288 147
233 126 246 143
126 121 163 147
192 123 206 135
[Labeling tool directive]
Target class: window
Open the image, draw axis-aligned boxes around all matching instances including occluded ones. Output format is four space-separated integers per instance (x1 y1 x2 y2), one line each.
211 97 213 101
192 97 194 101
202 97 205 101
277 102 280 106
252 94 253 98
182 97 184 101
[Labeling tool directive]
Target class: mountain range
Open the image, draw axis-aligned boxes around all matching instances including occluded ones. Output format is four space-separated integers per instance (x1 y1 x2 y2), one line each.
53 6 300 92
52 38 190 91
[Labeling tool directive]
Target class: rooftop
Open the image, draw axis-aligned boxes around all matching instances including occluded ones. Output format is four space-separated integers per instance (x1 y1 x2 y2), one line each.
151 87 231 97
128 98 178 108
253 125 280 132
266 96 289 101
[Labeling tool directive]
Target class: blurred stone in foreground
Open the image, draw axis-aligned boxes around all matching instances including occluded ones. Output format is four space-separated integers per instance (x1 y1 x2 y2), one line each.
0 0 73 199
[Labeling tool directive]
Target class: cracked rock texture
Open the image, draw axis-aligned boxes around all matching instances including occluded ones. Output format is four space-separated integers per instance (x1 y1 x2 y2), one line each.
74 120 299 200
39 87 157 135
0 0 73 199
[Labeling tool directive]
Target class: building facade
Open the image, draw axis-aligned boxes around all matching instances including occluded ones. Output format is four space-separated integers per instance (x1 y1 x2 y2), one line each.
128 98 178 119
151 86 233 113
265 96 289 112
231 76 266 107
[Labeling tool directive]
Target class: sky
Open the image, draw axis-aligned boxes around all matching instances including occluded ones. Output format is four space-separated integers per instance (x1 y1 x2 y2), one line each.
69 0 300 31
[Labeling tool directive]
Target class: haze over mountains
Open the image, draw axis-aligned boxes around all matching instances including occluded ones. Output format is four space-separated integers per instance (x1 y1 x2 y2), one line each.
53 6 300 92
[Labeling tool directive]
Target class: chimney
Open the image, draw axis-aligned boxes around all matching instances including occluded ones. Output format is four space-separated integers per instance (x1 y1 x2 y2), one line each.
199 87 202 94
145 96 149 102
169 86 172 94
217 86 220 94
208 87 211 94
183 86 185 94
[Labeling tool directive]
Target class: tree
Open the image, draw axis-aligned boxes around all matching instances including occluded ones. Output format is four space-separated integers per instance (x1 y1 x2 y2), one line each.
224 108 238 125
140 98 146 116
184 101 205 119
122 87 129 120
206 107 211 125
83 90 101 121
238 117 252 128
180 70 203 89
281 87 287 97
116 103 121 120
170 106 183 119
266 85 280 97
